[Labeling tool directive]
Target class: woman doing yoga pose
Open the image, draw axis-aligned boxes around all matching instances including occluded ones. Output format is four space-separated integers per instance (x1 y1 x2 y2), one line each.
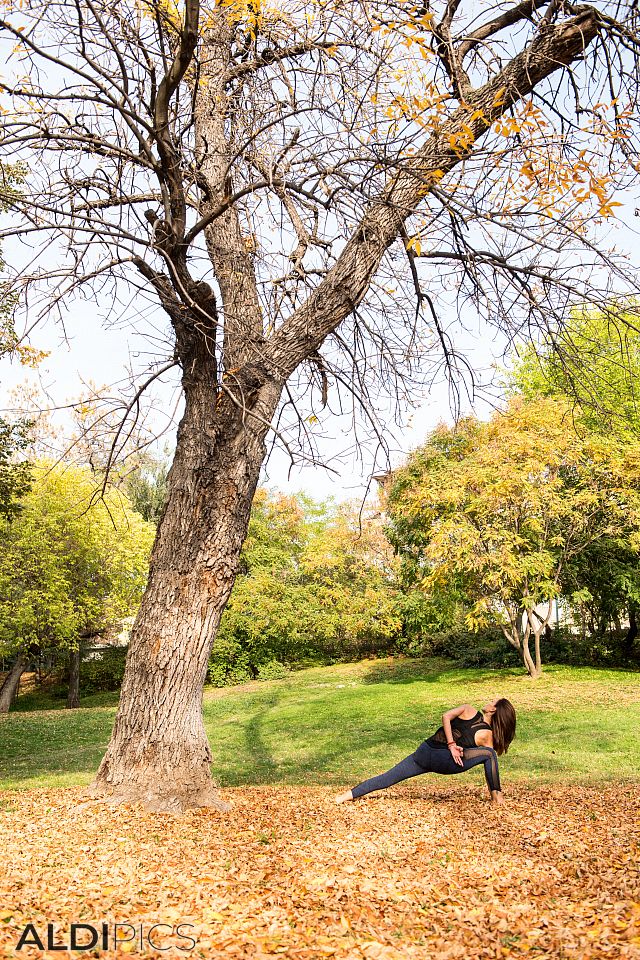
335 698 516 805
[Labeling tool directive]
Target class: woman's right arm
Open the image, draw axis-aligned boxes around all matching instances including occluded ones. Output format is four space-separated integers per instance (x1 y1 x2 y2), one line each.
442 703 474 767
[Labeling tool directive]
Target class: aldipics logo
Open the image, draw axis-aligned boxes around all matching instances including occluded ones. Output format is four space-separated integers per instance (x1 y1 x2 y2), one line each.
15 922 197 952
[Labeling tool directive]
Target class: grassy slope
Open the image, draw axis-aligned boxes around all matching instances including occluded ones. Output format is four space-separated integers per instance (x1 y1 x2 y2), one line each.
1 657 639 792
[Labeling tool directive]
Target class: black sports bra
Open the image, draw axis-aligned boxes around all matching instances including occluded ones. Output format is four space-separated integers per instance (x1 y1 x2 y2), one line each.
425 710 492 749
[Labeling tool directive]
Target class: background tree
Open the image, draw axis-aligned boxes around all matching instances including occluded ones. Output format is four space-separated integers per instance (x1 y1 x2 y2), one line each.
557 537 640 656
0 161 33 519
212 490 401 680
123 450 171 525
0 462 155 711
2 0 640 808
509 308 640 655
386 397 640 677
509 306 640 441
0 160 24 360
0 419 32 522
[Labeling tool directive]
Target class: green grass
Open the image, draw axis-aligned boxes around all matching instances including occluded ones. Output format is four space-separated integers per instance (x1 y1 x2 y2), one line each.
1 657 639 792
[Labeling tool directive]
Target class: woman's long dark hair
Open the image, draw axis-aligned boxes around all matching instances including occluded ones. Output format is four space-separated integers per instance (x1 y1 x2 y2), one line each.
491 699 516 756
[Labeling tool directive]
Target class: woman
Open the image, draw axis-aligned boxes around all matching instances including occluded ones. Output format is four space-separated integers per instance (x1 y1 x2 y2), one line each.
335 698 516 805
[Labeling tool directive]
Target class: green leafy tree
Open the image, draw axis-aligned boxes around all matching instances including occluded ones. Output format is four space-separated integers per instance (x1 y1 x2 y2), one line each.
509 308 640 654
209 490 402 682
0 162 34 519
559 537 640 655
387 396 640 678
123 452 171 525
509 306 640 441
0 419 32 521
0 462 155 710
0 160 25 359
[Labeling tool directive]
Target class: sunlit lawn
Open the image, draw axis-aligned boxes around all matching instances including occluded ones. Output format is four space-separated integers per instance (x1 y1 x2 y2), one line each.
1 657 639 792
2 657 639 960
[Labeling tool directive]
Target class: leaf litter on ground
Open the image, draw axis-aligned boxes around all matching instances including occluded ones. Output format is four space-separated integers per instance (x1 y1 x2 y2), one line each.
0 781 638 959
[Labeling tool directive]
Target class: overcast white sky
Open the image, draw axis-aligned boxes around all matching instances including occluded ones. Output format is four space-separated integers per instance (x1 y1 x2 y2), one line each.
2 30 640 508
0 272 507 504
3 192 640 506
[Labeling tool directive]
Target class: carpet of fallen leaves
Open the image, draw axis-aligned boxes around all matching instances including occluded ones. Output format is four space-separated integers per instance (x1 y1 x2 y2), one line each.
1 781 639 959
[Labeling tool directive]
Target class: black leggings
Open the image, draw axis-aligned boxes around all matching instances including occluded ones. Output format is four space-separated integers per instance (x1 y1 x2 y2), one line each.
350 744 501 799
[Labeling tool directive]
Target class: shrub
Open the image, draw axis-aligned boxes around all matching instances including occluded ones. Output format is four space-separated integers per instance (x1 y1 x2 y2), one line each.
257 659 290 681
205 637 292 687
206 637 254 687
542 625 639 667
393 627 520 668
78 646 128 692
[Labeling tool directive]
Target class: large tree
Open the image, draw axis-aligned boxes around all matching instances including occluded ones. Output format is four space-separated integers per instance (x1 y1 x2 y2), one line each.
1 0 640 809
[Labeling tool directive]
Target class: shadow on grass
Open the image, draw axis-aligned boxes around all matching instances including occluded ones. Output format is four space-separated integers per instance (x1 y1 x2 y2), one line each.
2 658 639 792
208 688 438 789
210 698 609 791
241 691 282 781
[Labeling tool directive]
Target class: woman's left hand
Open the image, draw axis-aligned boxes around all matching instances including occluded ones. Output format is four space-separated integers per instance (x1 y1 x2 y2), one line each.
449 743 464 767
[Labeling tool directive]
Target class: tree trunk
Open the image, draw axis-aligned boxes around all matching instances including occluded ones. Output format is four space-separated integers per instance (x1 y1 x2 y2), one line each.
531 628 543 678
87 374 280 813
519 613 541 678
597 610 608 639
521 631 540 678
501 615 541 677
66 644 81 709
501 607 522 654
0 652 26 713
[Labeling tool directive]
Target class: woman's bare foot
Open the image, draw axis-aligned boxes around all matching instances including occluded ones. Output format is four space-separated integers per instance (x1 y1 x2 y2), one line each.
335 790 354 804
490 790 504 806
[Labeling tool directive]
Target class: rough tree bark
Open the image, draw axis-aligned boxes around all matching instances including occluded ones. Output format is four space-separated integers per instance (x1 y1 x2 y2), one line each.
89 345 283 810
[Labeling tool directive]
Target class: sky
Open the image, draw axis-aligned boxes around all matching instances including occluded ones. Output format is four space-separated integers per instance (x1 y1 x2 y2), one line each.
2 200 639 507
0 260 507 506
2 8 640 509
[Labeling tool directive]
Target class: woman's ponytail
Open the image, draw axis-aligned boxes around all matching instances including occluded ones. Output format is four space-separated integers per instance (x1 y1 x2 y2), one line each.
492 699 516 755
